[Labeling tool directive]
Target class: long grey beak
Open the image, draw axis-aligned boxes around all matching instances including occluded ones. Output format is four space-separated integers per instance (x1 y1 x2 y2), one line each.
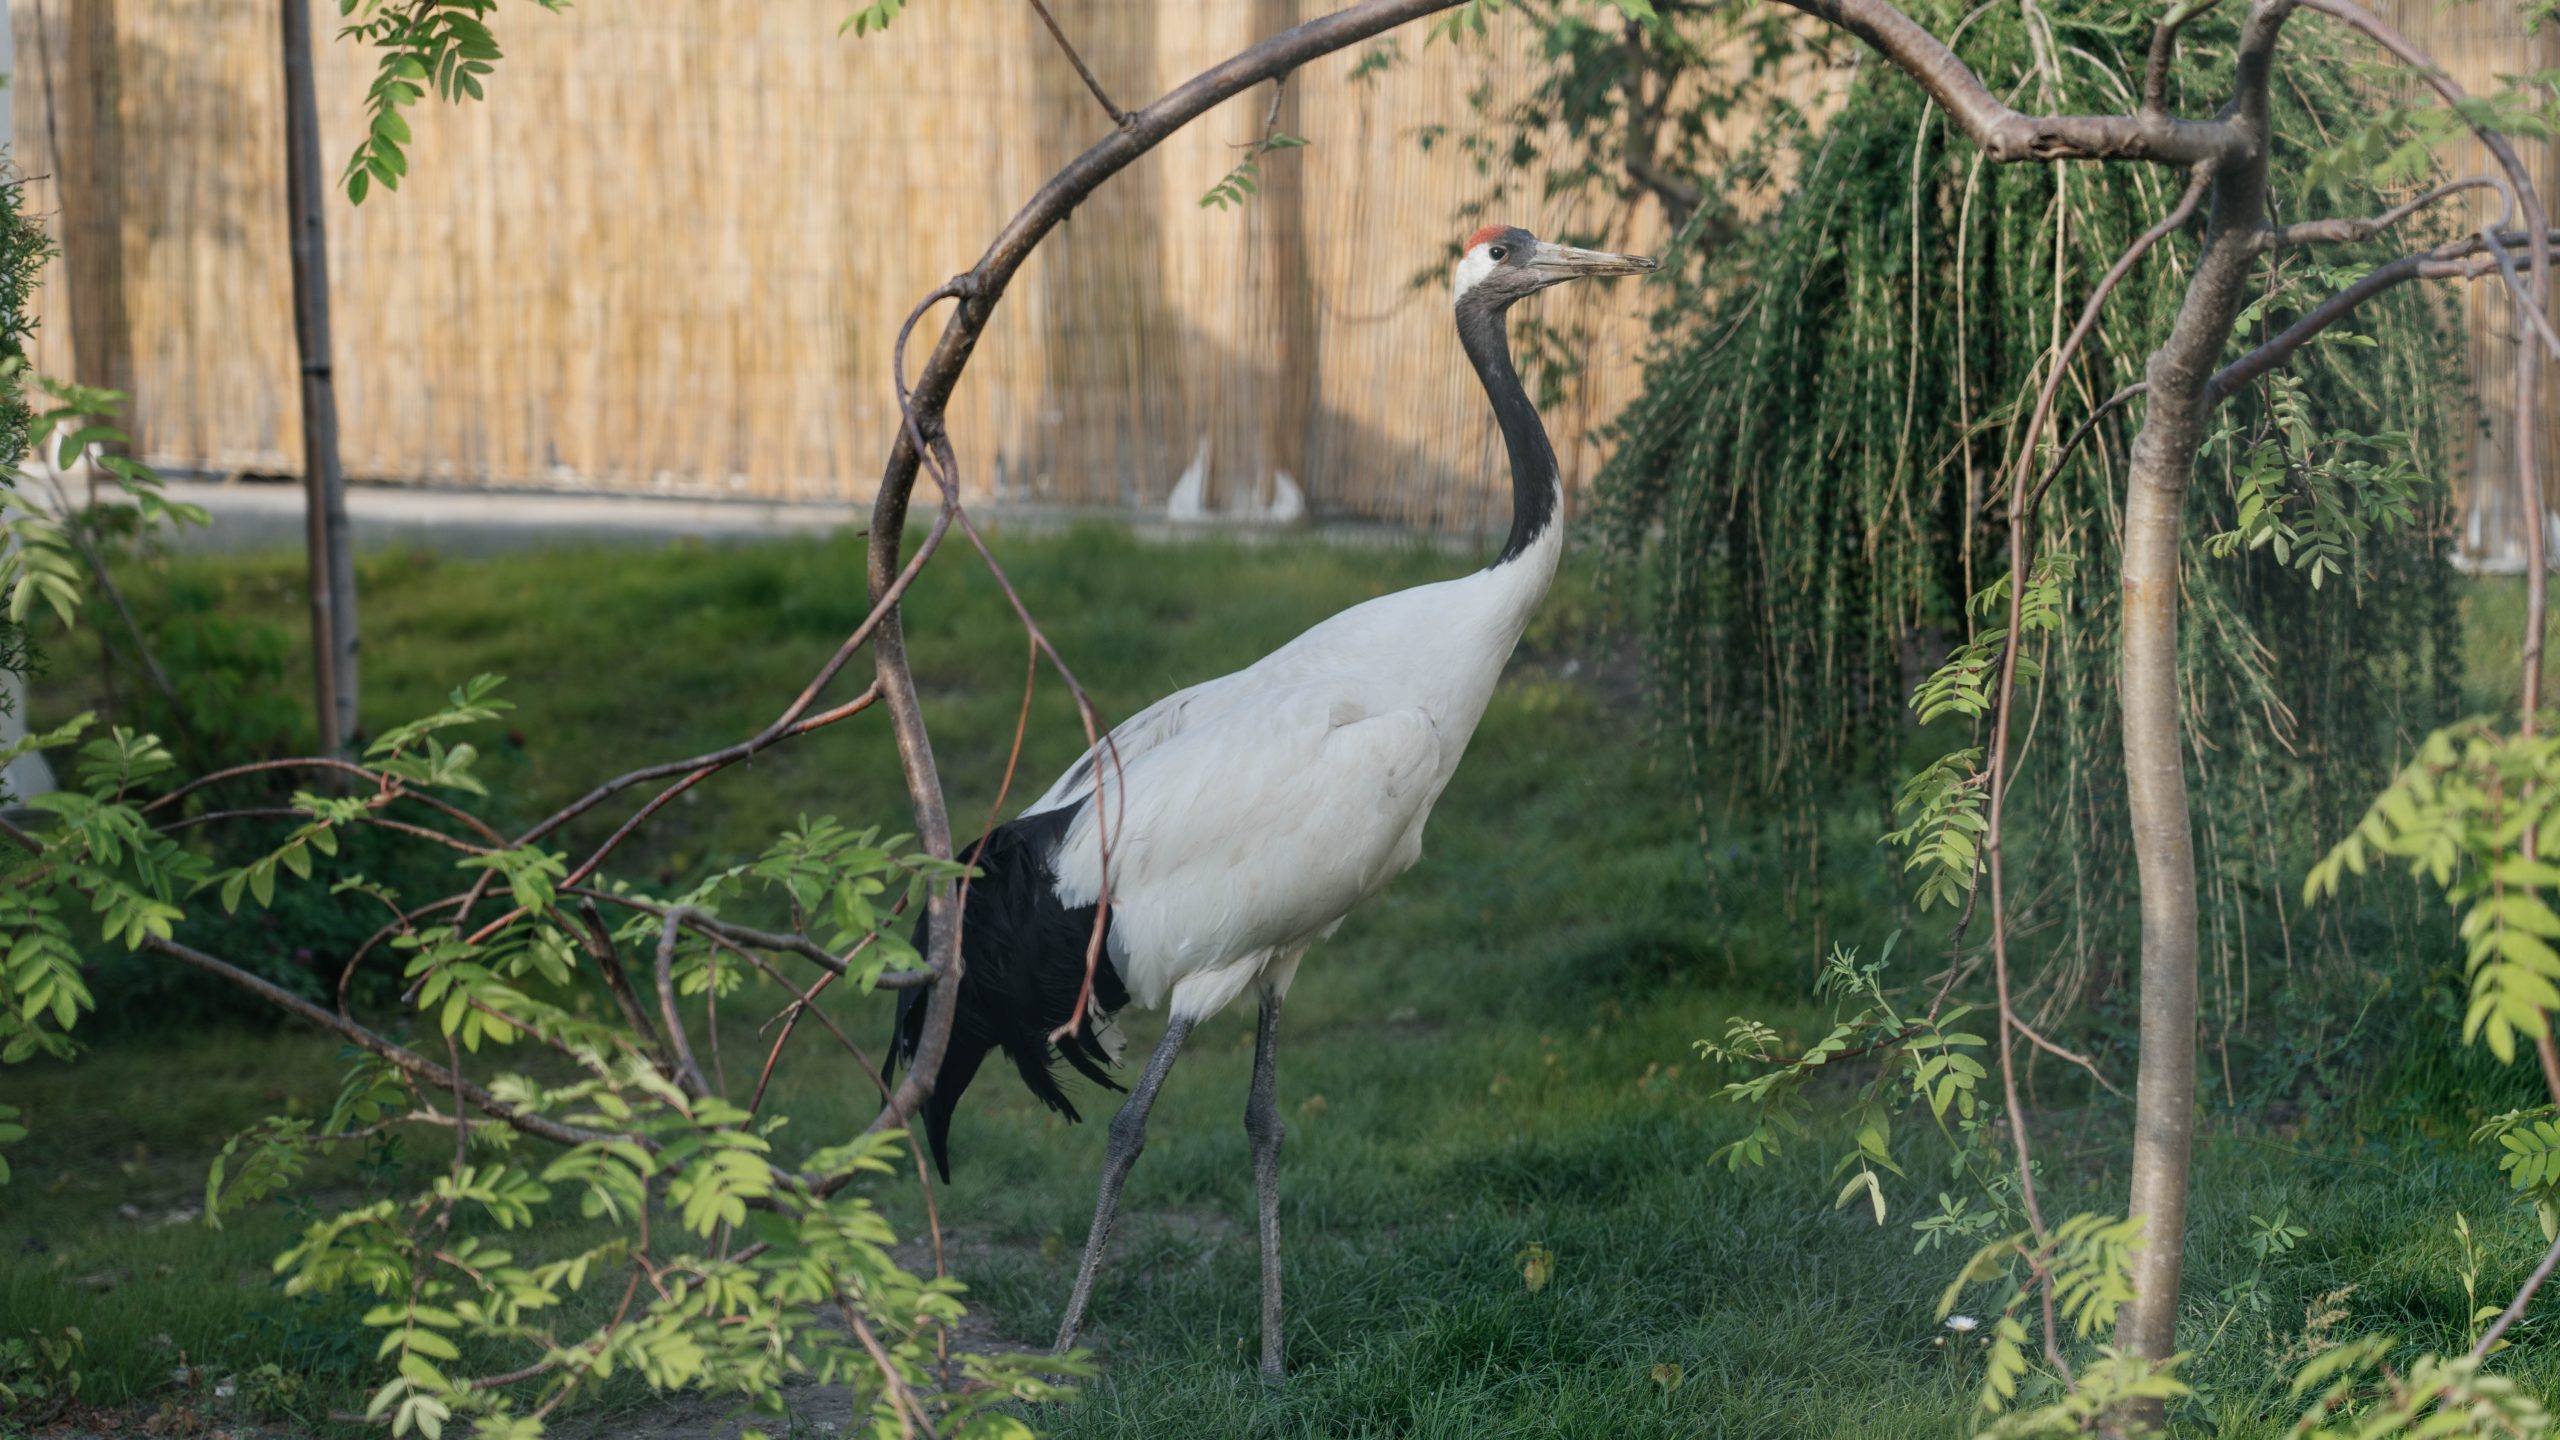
1528 243 1661 281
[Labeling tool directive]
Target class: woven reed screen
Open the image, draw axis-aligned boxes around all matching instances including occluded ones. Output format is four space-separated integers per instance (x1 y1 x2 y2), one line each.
9 0 1699 532
7 1 2546 546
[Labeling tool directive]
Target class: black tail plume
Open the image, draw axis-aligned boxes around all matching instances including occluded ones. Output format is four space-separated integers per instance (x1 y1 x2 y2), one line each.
886 804 1129 1182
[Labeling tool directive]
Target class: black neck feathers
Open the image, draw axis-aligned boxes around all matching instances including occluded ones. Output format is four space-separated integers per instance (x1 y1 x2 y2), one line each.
1456 296 1560 567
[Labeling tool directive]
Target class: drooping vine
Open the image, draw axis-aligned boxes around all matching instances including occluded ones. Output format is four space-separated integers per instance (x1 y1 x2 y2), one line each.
1592 0 2463 1031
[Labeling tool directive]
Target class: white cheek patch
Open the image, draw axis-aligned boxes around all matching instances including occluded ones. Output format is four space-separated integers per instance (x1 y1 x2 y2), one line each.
1452 246 1498 302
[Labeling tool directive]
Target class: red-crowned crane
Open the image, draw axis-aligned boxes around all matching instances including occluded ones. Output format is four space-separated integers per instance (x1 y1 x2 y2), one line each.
890 225 1657 1381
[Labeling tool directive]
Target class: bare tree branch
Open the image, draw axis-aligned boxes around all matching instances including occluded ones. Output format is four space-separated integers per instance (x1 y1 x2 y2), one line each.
517 528 945 855
654 907 718 1099
2008 164 2213 520
1025 0 1128 125
1770 0 2251 164
2255 176 2506 250
2300 0 2552 729
2471 1227 2560 1360
144 934 616 1149
2142 0 2226 113
855 0 1469 1150
2484 227 2560 361
576 898 666 1063
2206 228 2558 402
2023 383 2146 515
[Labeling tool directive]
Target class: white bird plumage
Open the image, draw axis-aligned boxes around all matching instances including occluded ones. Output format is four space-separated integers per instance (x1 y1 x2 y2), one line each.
1163 429 1308 525
886 224 1657 1384
1027 524 1557 1019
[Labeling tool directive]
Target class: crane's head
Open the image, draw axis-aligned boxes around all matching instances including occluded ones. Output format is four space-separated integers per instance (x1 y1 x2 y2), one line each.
1452 225 1658 312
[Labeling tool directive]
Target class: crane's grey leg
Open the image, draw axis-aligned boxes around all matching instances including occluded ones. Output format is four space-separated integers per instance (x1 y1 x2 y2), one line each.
1055 1014 1195 1354
1245 981 1286 1383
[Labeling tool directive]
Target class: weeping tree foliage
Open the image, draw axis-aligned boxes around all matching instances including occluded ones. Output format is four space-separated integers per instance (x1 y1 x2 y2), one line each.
1593 0 2463 1027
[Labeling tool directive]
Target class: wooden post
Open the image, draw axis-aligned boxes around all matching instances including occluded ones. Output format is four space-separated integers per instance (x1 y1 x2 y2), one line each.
279 0 359 754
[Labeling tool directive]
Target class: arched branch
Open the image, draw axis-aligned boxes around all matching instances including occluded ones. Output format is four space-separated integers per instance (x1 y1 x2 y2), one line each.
856 0 1467 1147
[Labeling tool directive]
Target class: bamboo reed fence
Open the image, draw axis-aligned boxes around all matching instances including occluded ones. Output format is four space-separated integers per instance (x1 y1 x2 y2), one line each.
4 0 2549 547
8 0 1699 533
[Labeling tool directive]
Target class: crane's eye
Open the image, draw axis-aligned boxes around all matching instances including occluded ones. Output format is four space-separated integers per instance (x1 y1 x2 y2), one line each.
1487 245 1507 260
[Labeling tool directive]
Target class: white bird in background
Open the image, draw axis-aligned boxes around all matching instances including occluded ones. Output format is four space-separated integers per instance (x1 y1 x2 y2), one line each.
1164 430 1311 525
1165 433 1212 522
1263 468 1306 523
891 225 1657 1381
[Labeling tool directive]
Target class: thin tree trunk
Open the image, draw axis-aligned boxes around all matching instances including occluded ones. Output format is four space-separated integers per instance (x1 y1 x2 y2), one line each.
2114 10 2281 1375
280 0 359 755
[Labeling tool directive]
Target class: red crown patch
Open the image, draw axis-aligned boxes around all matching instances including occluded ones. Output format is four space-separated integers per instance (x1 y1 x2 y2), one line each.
1464 224 1515 252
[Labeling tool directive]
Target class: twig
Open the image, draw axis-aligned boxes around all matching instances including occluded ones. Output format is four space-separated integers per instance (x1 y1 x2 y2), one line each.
2205 229 2556 402
514 533 938 853
2482 227 2560 360
839 1298 934 1440
1025 0 1126 124
2142 0 2225 113
155 808 493 855
2470 1227 2560 1360
145 755 507 847
2254 175 2504 250
145 933 616 1150
2011 1010 2126 1099
576 899 666 1062
559 683 884 888
653 907 718 1099
2007 163 2212 521
2021 384 2146 515
565 887 933 990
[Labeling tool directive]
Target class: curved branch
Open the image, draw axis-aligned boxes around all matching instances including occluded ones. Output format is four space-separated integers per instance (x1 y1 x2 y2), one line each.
2484 228 2560 361
2007 164 2212 521
2257 176 2508 250
2023 383 2147 515
2143 0 2227 114
853 0 1468 1151
144 934 615 1149
2472 1227 2560 1360
2205 228 2557 402
144 756 507 847
2301 0 2551 723
515 523 946 855
1770 0 2248 164
559 684 881 888
562 886 933 990
156 808 495 856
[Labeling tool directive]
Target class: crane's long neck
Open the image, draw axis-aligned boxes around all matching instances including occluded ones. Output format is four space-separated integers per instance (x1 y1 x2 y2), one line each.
1457 298 1560 568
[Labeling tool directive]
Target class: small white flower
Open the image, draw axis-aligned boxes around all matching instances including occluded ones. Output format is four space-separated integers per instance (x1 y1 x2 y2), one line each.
1946 1314 1980 1334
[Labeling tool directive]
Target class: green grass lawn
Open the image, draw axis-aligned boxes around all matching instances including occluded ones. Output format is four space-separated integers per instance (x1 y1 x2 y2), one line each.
4 528 2554 1437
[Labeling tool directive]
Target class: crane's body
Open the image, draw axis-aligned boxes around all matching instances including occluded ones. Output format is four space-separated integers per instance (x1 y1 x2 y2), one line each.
1023 522 1557 1020
889 225 1655 1382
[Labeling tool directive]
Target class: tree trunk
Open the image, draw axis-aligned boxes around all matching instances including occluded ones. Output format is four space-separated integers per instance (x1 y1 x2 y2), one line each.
2115 19 2280 1379
279 0 359 755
